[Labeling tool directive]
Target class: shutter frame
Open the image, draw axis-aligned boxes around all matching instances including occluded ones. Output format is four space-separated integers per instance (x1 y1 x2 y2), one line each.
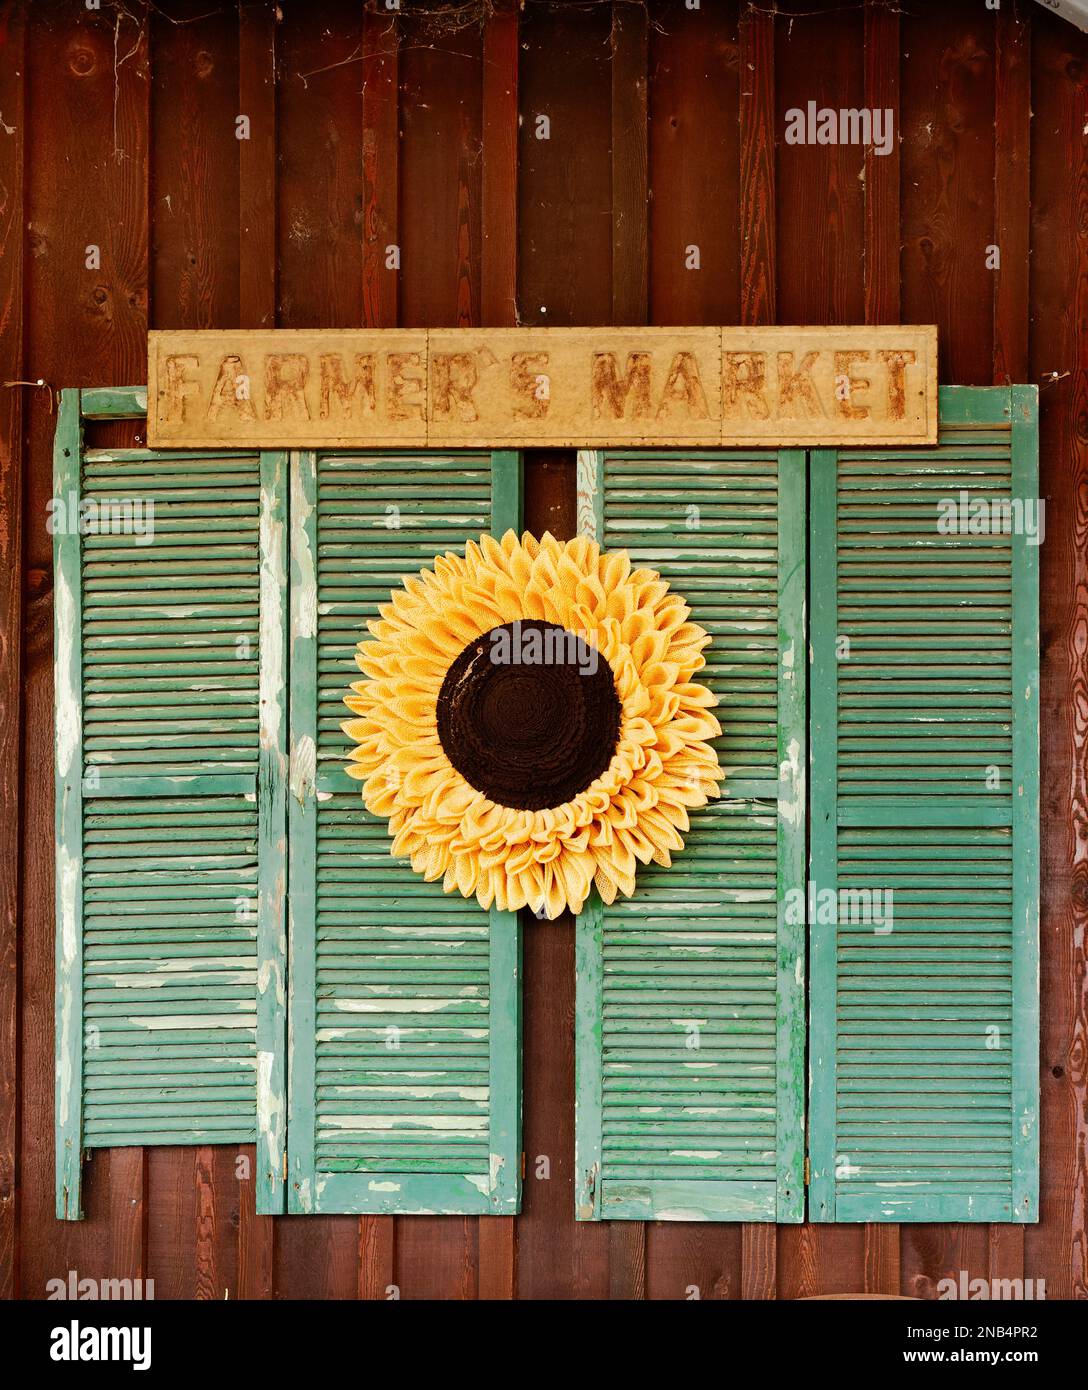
54 389 289 1219
808 385 1040 1223
574 447 807 1223
285 448 523 1216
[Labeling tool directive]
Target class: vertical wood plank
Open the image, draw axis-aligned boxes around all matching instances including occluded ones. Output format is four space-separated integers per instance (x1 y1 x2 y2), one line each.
481 0 519 328
864 1225 901 1296
900 4 996 385
518 3 612 328
362 6 399 331
237 1145 274 1299
610 0 648 325
738 2 775 327
648 0 741 327
359 1215 396 1300
993 5 1030 386
277 0 363 328
741 1223 776 1300
238 0 277 328
106 1148 147 1289
0 0 25 1293
738 0 776 1298
150 0 240 329
609 1223 646 1300
1026 8 1088 1302
478 1218 516 1300
863 0 901 325
775 0 864 323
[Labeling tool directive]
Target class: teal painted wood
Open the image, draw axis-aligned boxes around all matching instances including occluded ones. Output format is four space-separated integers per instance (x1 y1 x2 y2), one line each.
486 449 523 1213
256 450 289 1214
79 385 148 418
775 449 806 1223
576 450 603 539
286 449 319 1213
807 387 1039 1223
574 893 604 1220
574 446 805 1222
287 449 523 1215
490 449 523 533
599 1179 777 1222
807 449 839 1222
54 390 85 1219
1010 385 1040 1222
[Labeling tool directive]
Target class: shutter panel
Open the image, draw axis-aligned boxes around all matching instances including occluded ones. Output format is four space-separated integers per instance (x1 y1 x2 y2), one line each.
54 389 288 1219
574 448 806 1222
808 386 1039 1223
286 449 522 1215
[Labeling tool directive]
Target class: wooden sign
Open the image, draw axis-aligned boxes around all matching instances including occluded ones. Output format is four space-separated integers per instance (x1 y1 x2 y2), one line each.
147 326 938 449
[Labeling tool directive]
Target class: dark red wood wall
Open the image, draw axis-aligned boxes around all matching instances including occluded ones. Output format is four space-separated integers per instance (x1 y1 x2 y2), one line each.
0 0 1085 1299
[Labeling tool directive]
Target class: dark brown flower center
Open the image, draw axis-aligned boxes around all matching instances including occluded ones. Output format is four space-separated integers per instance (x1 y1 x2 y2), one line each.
436 620 621 812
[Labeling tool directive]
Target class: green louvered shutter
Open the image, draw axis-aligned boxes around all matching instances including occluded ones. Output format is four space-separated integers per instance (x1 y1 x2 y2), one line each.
808 386 1039 1223
573 448 806 1222
54 390 288 1220
286 448 522 1215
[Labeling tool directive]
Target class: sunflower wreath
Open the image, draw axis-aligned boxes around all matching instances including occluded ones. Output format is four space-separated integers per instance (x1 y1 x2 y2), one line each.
342 531 723 920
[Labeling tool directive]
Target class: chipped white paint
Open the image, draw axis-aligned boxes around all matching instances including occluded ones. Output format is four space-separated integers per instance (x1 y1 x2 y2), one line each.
131 1013 258 1030
779 735 804 828
55 846 80 1129
290 733 315 803
54 571 81 778
290 451 317 639
259 482 287 754
257 1048 284 1176
367 1181 401 1193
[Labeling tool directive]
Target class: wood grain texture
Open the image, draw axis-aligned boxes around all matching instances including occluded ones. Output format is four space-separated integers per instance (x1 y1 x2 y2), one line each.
362 9 399 330
359 1214 395 1300
399 16 482 328
863 0 901 325
238 0 277 328
277 0 362 327
775 0 864 324
150 0 240 329
481 1 519 328
611 1 648 326
518 2 612 328
993 4 1030 386
237 1146 274 1299
0 0 25 1301
900 4 995 385
738 3 775 327
648 0 741 326
1026 8 1088 1301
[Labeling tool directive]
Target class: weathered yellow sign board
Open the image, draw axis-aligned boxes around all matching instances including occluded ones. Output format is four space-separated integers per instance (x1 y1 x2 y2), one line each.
147 326 938 449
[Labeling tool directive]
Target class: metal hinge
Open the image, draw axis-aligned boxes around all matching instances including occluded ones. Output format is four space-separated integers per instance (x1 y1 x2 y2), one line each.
804 1156 811 1186
520 1151 526 1179
283 1152 288 1182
